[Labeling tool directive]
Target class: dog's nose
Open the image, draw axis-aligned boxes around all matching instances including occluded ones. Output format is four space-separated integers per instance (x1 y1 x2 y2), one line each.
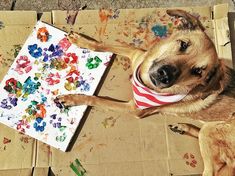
150 65 179 86
157 65 179 84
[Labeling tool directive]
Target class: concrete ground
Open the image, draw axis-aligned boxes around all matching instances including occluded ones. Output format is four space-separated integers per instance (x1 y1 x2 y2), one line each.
0 0 234 11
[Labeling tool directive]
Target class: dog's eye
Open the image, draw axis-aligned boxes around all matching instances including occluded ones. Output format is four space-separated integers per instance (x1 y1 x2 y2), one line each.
191 67 202 76
179 40 189 52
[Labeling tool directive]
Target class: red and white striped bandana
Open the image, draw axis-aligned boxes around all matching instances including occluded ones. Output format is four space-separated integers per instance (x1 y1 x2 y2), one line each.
132 66 187 109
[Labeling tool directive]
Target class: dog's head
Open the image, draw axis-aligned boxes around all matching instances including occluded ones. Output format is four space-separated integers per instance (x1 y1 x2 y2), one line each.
139 9 227 95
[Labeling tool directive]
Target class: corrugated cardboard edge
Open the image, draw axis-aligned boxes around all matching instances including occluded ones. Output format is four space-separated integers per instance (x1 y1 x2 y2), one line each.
228 12 235 68
213 3 232 67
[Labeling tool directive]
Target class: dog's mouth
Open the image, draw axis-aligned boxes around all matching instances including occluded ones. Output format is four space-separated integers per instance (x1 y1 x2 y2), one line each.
149 63 180 88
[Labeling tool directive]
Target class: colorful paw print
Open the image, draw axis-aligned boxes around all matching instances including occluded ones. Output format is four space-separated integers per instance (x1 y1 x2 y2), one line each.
56 132 67 142
58 37 71 51
15 56 32 75
76 76 90 92
183 153 197 168
50 58 68 70
43 44 63 62
28 44 43 58
33 117 46 132
64 67 80 91
86 56 102 69
37 27 51 42
4 78 22 97
49 114 62 128
23 99 46 122
26 101 46 117
22 76 41 100
63 53 78 64
45 72 61 85
0 97 18 109
16 119 30 133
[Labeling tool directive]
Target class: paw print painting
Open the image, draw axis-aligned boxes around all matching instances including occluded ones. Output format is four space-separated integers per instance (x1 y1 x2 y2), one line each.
0 21 113 151
33 117 46 132
0 97 18 110
86 56 102 69
183 152 197 168
37 27 51 42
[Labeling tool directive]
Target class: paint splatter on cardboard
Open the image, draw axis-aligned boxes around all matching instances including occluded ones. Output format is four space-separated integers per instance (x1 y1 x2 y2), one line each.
183 152 197 168
102 116 118 128
70 158 87 176
3 137 11 144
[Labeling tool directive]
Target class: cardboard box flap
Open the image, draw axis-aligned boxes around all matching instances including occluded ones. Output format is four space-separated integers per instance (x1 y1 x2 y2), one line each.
0 11 37 25
39 12 52 24
228 12 235 68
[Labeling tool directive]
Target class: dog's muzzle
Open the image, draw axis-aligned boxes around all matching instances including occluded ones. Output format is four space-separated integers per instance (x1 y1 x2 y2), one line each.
149 64 180 87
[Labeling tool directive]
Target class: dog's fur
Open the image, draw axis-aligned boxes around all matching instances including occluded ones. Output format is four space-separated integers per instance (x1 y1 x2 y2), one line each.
57 9 235 176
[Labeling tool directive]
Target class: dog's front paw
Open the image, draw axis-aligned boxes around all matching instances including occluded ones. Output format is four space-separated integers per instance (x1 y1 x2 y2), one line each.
67 32 98 50
67 31 82 44
168 123 190 135
56 94 87 107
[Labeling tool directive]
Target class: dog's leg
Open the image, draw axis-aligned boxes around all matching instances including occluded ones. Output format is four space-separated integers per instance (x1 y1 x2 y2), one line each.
57 94 137 114
216 165 234 176
168 123 200 138
199 140 214 176
198 125 216 176
67 31 145 61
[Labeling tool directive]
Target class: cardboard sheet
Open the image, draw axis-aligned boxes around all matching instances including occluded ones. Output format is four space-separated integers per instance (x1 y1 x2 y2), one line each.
0 4 232 176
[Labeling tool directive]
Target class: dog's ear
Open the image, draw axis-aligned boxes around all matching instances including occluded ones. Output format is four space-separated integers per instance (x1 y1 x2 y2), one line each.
203 60 230 95
166 9 205 31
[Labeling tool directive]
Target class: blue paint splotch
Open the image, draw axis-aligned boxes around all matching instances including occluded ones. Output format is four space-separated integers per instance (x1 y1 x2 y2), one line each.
151 24 167 38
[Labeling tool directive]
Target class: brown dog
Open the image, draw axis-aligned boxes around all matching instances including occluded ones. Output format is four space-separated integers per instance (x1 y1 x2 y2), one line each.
57 9 235 175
